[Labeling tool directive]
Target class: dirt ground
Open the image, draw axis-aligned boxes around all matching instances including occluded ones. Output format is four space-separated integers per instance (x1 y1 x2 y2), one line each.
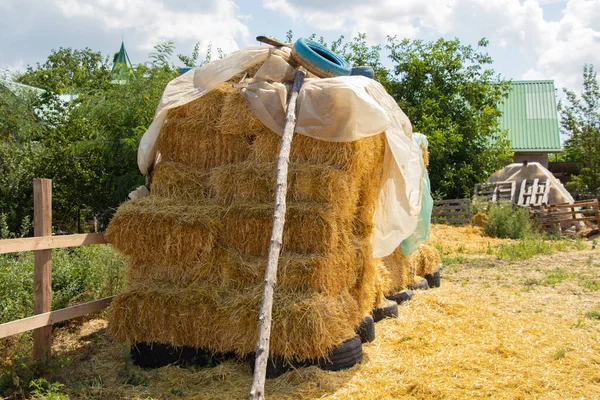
3 227 600 399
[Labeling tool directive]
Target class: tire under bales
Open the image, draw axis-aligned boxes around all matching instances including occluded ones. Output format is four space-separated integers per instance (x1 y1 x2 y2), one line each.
409 277 429 291
356 315 375 343
386 289 414 304
318 335 363 371
131 342 227 369
425 266 441 288
247 355 315 379
372 300 399 322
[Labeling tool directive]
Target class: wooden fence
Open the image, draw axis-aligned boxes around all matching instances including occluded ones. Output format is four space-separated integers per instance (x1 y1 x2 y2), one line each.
432 198 472 225
531 199 600 232
0 179 111 361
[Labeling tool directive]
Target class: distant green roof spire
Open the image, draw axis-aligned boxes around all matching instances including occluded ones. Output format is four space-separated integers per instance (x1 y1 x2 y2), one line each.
111 41 133 83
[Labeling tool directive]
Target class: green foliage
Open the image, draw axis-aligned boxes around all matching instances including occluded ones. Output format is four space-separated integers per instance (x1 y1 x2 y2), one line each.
496 234 586 261
1 42 177 232
17 48 111 95
386 37 513 198
0 352 71 400
559 64 600 195
29 379 68 400
585 309 600 320
485 201 531 239
0 246 126 325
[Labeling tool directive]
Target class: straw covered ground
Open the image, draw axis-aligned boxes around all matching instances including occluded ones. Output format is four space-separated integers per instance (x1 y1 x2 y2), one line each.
21 225 600 399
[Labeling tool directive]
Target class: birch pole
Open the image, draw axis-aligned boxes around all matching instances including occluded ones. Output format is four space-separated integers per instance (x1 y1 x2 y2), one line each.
249 69 306 400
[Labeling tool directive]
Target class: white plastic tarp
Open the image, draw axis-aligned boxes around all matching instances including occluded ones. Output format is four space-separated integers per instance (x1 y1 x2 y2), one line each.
488 162 574 205
137 46 425 258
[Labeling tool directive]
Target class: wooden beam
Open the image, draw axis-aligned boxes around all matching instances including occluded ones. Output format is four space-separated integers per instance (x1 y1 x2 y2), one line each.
0 233 107 254
249 69 306 400
0 297 114 339
33 178 52 361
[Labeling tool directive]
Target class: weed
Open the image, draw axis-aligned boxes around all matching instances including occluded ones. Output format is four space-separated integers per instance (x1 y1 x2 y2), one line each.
553 347 573 360
29 378 68 400
485 201 531 239
0 245 126 325
585 310 600 320
580 278 600 291
496 236 553 261
544 268 572 286
496 234 586 261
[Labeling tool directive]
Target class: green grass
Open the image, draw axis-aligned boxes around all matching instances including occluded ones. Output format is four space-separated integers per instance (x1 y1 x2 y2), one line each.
496 234 586 262
0 245 126 325
0 245 125 398
585 309 600 320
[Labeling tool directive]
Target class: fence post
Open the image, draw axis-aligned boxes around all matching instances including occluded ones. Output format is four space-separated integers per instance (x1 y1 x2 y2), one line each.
33 178 52 360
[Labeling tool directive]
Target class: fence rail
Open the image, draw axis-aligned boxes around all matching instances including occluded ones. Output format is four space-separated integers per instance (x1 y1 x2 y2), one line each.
432 198 472 225
531 199 600 232
0 179 110 361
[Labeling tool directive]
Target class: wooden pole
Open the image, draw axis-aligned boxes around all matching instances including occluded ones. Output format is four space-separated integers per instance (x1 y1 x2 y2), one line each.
249 69 306 400
33 178 52 361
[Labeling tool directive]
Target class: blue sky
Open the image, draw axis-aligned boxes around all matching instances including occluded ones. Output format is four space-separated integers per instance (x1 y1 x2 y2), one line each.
1 0 599 92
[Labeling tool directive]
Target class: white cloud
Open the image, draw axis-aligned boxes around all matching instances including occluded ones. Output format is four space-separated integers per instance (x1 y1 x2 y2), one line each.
263 0 600 90
0 0 250 71
53 0 249 53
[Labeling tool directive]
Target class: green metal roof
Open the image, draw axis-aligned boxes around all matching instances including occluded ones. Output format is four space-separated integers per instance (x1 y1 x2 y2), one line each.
498 80 562 153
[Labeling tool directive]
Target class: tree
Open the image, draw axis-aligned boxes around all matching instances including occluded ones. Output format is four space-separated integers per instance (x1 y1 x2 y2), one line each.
2 43 177 233
285 32 512 199
386 37 512 199
559 64 600 195
17 48 111 94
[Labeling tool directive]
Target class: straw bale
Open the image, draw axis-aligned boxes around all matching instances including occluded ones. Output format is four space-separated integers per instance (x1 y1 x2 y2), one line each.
410 241 441 277
381 248 412 295
151 161 210 200
472 211 489 227
218 89 272 136
125 248 358 295
250 130 385 177
107 196 356 266
353 137 386 239
106 196 222 266
420 142 429 167
107 282 360 360
157 124 253 170
156 84 256 170
209 161 354 206
220 202 353 256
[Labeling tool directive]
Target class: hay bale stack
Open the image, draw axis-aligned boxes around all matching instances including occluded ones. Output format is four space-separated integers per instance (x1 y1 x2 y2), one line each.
107 82 387 360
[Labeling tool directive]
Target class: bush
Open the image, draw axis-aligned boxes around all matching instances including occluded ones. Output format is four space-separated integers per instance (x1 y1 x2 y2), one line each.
484 201 531 239
0 245 126 325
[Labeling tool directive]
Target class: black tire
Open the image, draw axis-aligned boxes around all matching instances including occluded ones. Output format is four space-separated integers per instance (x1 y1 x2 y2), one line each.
385 289 414 304
356 315 376 343
131 343 224 369
247 355 316 379
372 300 399 322
425 268 441 288
318 335 363 371
409 277 429 291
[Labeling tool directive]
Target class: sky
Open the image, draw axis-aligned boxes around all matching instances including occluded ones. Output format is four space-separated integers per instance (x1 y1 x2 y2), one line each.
1 0 599 92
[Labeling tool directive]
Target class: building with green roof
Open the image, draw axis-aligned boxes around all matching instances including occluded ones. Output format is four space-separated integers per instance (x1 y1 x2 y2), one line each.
498 80 562 167
111 41 133 84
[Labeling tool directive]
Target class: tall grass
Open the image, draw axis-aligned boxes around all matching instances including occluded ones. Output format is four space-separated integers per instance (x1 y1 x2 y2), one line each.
0 245 126 325
496 233 587 261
